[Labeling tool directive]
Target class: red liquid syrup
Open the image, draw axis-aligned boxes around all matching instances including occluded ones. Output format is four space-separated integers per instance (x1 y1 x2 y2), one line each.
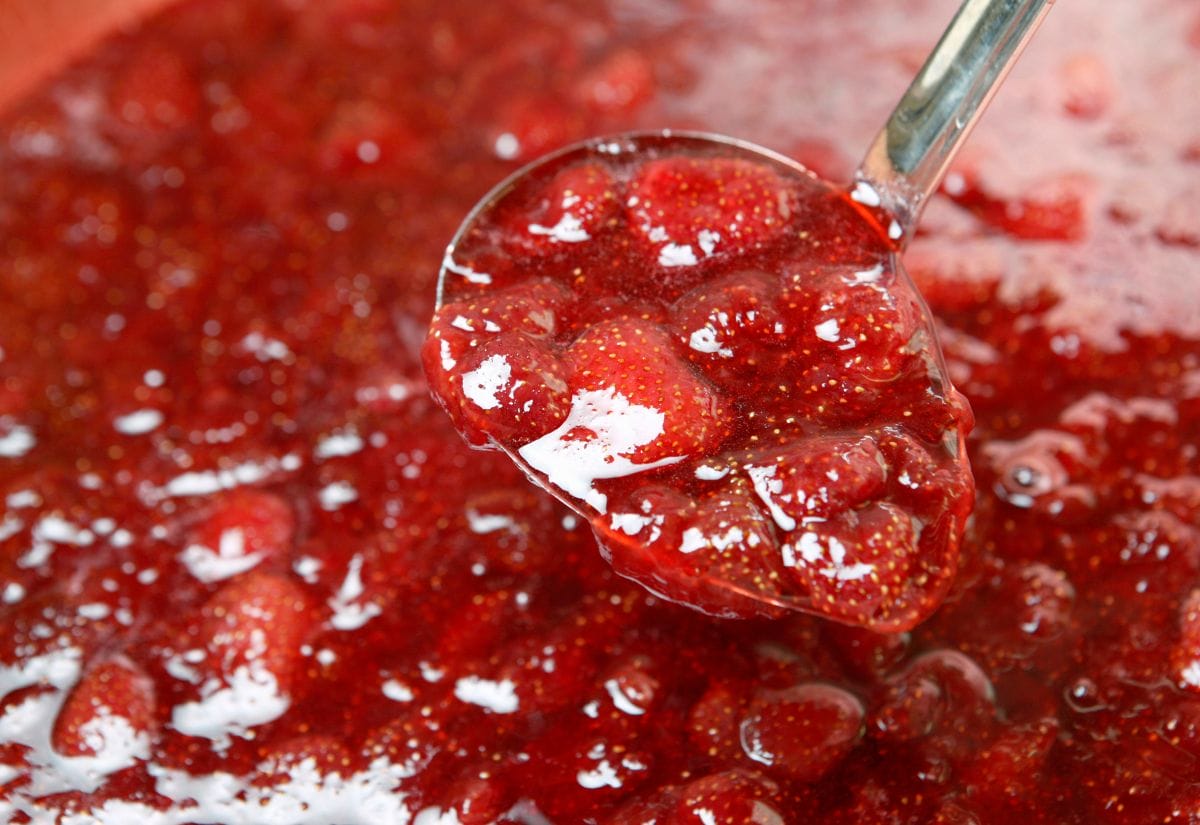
0 0 1197 822
425 135 974 629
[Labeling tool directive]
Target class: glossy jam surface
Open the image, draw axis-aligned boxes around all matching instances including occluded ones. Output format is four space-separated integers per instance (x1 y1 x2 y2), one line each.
425 136 973 629
0 0 1198 823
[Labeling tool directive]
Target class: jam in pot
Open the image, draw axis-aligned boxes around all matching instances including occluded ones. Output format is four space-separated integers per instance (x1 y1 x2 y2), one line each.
0 0 1198 822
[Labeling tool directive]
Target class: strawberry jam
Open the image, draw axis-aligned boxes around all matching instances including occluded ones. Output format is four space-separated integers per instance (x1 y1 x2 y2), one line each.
425 135 974 629
0 0 1198 822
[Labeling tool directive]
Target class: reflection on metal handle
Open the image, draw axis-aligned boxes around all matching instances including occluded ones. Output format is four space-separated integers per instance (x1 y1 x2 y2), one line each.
857 0 1054 243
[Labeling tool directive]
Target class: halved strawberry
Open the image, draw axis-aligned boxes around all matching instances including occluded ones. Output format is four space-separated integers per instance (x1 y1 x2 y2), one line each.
435 332 572 447
191 571 314 694
780 263 920 380
627 156 797 265
593 478 788 619
870 649 998 750
668 770 786 823
563 317 729 465
496 162 619 256
180 488 295 583
782 502 920 630
427 278 570 373
671 269 791 385
52 656 156 757
737 683 864 781
740 435 888 527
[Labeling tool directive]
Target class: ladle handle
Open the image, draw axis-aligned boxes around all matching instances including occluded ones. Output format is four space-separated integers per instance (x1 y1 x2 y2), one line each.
856 0 1054 243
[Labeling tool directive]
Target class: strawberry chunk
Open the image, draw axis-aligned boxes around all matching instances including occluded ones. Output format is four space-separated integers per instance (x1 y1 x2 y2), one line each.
511 317 729 516
427 278 570 371
668 770 786 823
425 279 574 446
179 488 295 583
871 649 997 750
166 572 315 751
741 435 888 526
433 331 572 447
594 478 788 619
627 156 797 265
52 656 156 757
738 683 864 781
563 317 729 464
186 571 314 699
781 263 920 380
496 162 619 255
672 269 791 385
781 501 923 630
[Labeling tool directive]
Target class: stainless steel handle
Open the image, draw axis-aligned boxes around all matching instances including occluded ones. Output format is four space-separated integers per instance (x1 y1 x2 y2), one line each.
857 0 1055 243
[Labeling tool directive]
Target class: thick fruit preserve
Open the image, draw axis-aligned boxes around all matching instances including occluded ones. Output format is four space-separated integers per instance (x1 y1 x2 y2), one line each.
0 0 1197 823
425 135 974 630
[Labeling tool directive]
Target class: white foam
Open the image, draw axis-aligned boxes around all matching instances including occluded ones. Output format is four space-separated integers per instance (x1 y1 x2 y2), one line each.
382 679 414 703
437 341 456 373
6 489 40 508
114 409 164 435
328 555 381 631
518 387 684 513
610 513 653 536
697 229 720 256
293 555 322 584
314 430 364 460
155 454 301 499
688 325 731 358
658 242 698 267
466 510 515 534
318 481 358 511
240 331 293 363
576 759 622 790
89 755 420 825
0 514 23 542
679 527 707 554
170 661 290 753
453 676 519 714
0 648 154 801
179 527 264 583
528 213 589 243
415 807 464 825
0 423 36 457
34 515 94 546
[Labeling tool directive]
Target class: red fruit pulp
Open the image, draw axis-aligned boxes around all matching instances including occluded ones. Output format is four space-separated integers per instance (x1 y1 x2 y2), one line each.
426 136 974 630
0 0 1197 822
